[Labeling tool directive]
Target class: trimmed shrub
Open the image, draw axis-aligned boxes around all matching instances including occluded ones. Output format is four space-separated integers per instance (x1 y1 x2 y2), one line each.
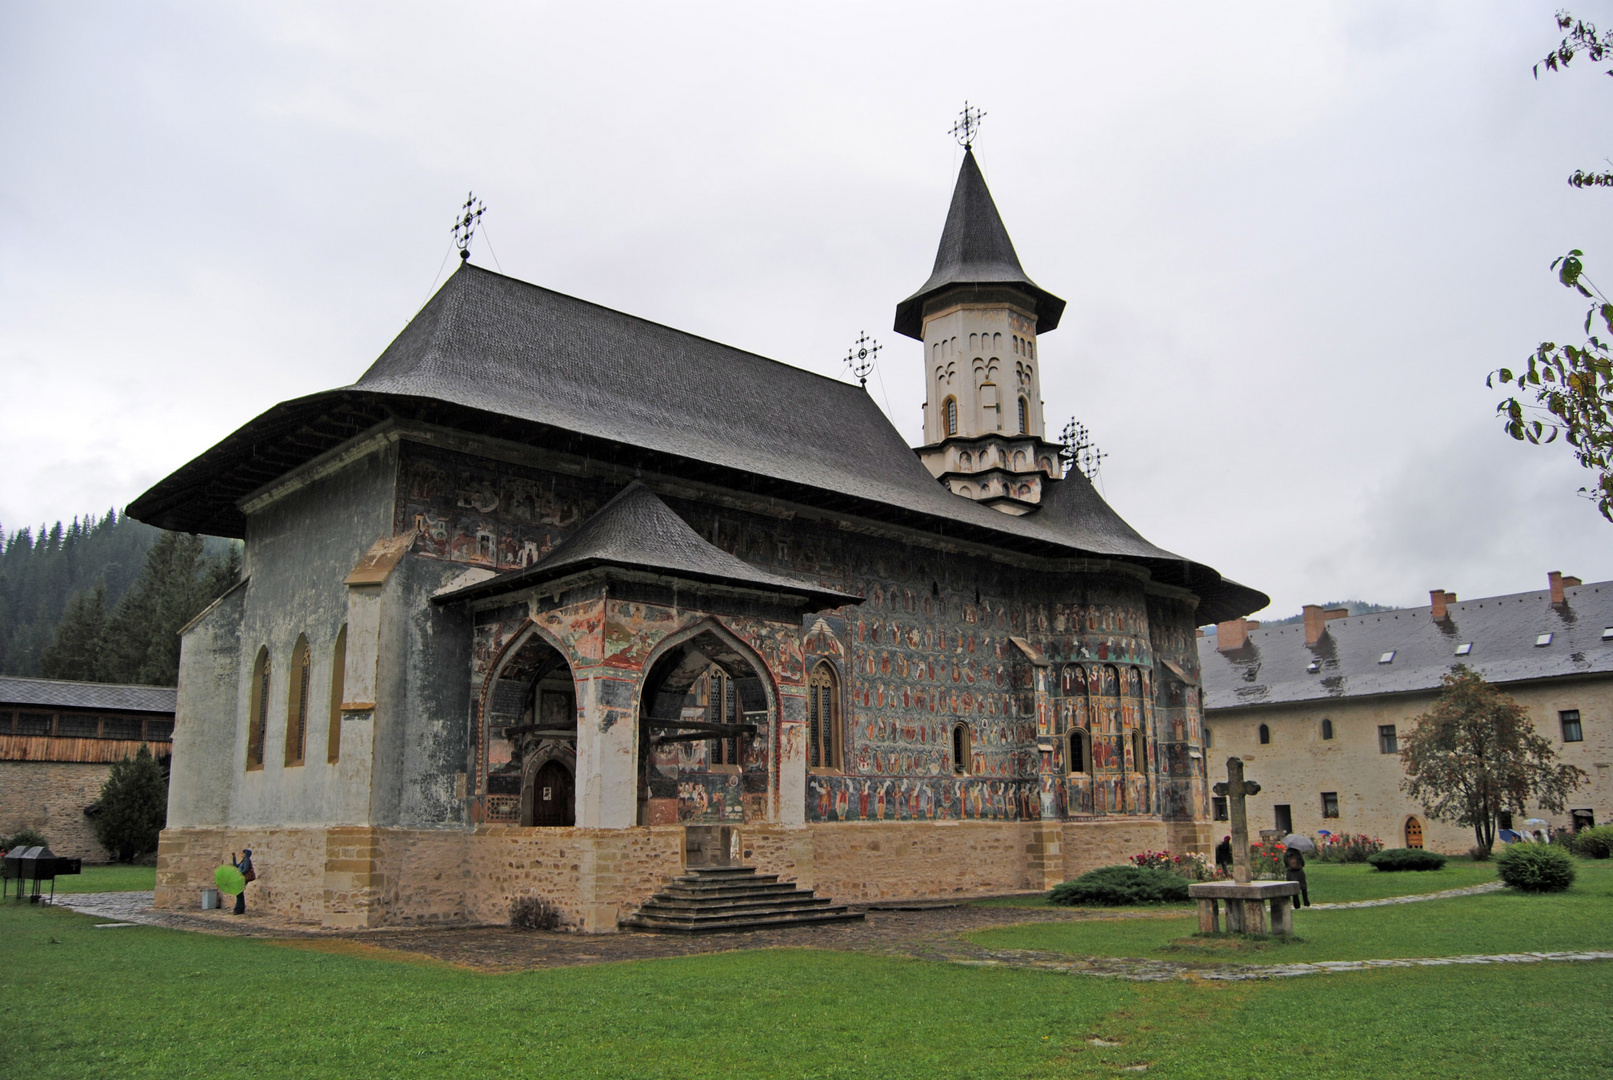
1367 848 1448 872
1497 843 1577 893
1568 825 1613 860
3 828 48 852
510 895 563 930
1050 865 1191 906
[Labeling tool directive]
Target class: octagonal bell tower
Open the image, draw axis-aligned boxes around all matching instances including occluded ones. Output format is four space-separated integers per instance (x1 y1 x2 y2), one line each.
895 147 1068 515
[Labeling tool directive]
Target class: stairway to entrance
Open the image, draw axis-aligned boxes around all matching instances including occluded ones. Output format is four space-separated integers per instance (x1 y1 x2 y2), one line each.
621 866 865 933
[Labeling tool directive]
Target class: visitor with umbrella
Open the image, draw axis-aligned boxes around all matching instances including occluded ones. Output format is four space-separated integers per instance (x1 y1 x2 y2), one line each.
1282 833 1314 907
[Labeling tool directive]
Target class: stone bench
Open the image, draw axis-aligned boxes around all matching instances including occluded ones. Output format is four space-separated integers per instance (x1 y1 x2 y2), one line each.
1188 880 1303 935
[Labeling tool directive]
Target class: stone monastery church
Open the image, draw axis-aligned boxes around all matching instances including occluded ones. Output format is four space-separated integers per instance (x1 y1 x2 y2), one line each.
131 147 1266 931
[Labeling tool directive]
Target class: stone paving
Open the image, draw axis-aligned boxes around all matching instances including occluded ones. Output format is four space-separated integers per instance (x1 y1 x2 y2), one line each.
50 886 1612 984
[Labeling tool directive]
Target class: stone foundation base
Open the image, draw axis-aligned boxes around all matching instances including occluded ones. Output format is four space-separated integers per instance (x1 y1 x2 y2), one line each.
155 817 1212 932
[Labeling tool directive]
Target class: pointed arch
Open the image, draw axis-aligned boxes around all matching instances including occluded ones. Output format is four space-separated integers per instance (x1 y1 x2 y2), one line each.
944 396 958 437
246 645 270 771
808 660 842 770
285 634 310 766
327 624 347 764
1068 727 1090 775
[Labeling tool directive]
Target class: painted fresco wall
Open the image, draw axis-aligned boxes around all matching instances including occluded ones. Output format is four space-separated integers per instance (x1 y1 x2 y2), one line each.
396 438 1208 828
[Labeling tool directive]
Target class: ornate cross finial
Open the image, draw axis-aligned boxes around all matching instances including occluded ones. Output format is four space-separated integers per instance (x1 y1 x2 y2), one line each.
1060 418 1107 481
950 101 987 149
844 332 881 388
451 192 485 262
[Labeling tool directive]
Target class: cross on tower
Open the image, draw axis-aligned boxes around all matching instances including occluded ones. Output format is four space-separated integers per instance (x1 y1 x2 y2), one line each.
1211 757 1263 884
452 192 485 262
950 101 987 149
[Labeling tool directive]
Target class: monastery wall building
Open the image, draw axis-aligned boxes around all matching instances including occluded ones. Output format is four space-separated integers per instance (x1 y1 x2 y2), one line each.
132 148 1265 930
1200 574 1613 854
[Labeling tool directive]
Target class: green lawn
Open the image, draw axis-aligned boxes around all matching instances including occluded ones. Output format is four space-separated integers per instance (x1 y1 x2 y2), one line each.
968 859 1613 966
2 866 1611 1079
52 863 156 893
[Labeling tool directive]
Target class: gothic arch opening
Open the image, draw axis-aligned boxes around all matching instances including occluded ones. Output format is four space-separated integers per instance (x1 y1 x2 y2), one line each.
482 624 577 826
636 622 773 826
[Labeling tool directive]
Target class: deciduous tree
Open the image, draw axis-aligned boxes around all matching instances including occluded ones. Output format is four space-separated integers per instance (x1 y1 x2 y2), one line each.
1400 666 1586 855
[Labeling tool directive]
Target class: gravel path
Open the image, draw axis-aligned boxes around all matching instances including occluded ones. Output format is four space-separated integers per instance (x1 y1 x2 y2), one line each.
1307 881 1505 910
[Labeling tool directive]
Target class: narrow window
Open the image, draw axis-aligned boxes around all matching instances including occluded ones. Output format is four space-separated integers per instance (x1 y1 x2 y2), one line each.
1203 725 1213 749
1131 729 1145 772
808 660 841 769
1321 718 1334 740
327 624 347 764
952 723 972 775
706 666 738 766
1212 796 1229 821
1321 791 1339 818
1258 723 1270 745
1560 709 1583 742
1017 396 1028 434
285 634 310 766
945 396 958 437
1378 724 1398 754
1068 729 1089 774
247 646 270 770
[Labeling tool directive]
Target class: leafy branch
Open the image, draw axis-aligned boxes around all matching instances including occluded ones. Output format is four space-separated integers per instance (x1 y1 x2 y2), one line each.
1490 250 1613 521
1536 10 1613 187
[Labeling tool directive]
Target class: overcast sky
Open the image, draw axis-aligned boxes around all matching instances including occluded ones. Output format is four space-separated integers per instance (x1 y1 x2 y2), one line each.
3 1 1611 620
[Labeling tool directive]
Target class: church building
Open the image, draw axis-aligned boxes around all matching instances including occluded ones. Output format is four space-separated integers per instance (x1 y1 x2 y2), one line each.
131 146 1266 930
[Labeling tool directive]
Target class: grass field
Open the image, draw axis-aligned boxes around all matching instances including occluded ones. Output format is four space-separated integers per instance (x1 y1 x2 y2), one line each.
2 860 1610 1078
52 864 157 893
969 859 1613 965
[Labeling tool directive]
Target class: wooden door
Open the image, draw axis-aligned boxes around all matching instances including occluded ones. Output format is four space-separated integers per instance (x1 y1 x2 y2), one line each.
533 760 575 827
1405 816 1424 849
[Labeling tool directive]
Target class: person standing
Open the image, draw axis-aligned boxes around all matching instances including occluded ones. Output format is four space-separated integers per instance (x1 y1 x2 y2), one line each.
1283 844 1309 907
1214 834 1233 877
231 849 255 915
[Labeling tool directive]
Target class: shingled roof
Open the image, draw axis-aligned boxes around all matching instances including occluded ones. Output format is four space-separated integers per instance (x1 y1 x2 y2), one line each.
128 263 1264 624
1199 580 1613 710
0 676 177 714
436 482 862 609
893 148 1065 339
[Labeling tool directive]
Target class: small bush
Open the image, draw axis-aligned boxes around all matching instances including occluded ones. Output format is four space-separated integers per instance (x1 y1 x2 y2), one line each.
1367 848 1448 872
1468 845 1492 861
510 895 564 931
1497 843 1577 892
3 829 48 851
1568 825 1613 859
1050 865 1191 906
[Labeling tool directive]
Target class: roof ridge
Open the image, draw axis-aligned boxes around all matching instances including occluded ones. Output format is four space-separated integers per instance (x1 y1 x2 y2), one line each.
0 674 177 692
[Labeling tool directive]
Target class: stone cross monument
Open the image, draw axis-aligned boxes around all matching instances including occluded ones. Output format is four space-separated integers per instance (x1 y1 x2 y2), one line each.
1189 756 1299 935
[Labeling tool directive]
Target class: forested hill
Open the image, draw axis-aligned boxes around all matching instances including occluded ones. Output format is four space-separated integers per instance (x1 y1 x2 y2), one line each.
0 511 238 684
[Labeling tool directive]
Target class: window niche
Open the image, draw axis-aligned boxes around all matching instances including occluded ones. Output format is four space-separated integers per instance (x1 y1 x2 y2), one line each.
808 660 842 770
285 634 310 767
1321 717 1334 740
1258 723 1270 745
1561 709 1584 742
1378 724 1398 754
1321 791 1340 818
327 624 347 764
246 646 270 770
952 723 972 776
1068 728 1090 775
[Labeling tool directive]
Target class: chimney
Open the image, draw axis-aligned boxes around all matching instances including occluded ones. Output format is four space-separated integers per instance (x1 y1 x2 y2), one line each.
1548 571 1578 605
1430 590 1457 620
1302 605 1350 645
1216 618 1249 651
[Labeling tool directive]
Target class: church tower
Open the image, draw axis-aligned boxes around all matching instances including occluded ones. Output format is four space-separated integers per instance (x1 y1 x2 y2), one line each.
895 147 1068 515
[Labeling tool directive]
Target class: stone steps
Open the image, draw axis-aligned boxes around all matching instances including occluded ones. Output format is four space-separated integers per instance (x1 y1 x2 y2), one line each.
621 866 864 934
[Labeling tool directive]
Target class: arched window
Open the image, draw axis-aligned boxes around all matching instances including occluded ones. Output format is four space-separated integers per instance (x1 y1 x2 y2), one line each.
327 625 347 764
1132 729 1145 772
1204 725 1214 748
285 634 310 766
945 396 958 437
1321 717 1334 741
1258 723 1270 745
1017 396 1028 434
246 646 270 770
705 665 739 766
952 723 972 775
808 661 841 769
1068 728 1089 774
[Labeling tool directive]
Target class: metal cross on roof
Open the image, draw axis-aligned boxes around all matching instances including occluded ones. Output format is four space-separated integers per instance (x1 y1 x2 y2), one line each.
950 101 987 148
1060 418 1107 481
452 191 485 262
845 331 881 388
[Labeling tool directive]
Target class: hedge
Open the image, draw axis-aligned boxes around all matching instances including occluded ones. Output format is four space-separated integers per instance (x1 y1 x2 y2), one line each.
1049 865 1191 906
1367 848 1448 872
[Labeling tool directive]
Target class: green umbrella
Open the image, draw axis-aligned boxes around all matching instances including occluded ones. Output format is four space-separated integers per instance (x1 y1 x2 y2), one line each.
215 865 246 896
